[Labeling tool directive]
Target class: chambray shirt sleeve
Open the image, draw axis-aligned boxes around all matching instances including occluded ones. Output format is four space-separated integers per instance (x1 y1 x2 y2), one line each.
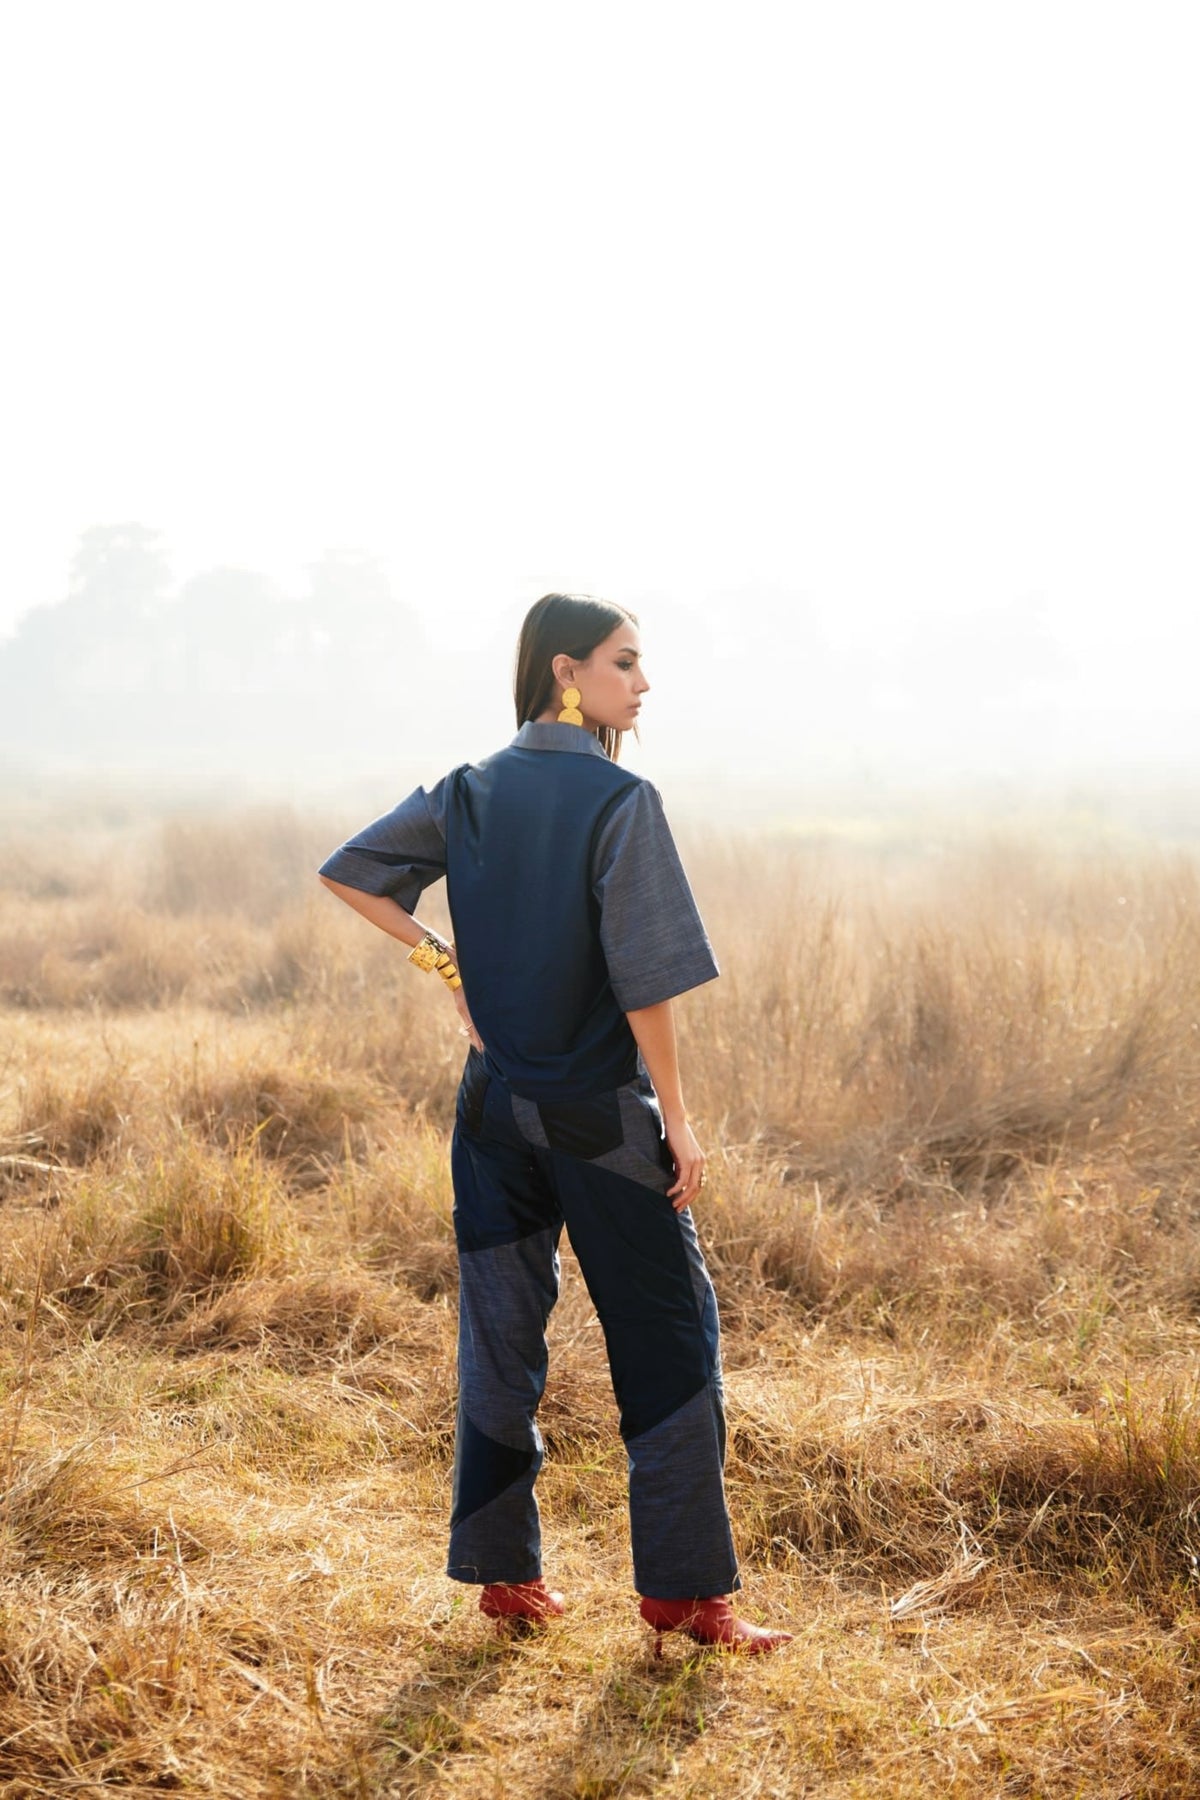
591 779 720 1011
317 773 450 913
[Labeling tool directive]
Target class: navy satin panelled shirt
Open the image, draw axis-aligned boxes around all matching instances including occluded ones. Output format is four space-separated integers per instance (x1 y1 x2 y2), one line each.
318 720 719 1101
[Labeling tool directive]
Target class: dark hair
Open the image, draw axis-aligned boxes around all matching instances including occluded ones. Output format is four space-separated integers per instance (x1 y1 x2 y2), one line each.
513 593 640 763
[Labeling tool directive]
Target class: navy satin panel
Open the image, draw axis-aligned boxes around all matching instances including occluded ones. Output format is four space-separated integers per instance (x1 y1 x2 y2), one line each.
536 1092 625 1159
446 748 642 1100
450 1409 536 1527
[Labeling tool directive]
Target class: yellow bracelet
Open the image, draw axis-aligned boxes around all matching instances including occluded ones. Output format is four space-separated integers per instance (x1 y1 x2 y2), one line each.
407 933 463 990
434 951 463 991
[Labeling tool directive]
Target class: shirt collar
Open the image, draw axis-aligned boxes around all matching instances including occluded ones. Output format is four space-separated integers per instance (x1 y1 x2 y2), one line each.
511 720 610 758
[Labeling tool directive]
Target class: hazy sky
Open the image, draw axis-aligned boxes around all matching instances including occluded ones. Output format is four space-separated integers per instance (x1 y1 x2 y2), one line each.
3 1 1197 779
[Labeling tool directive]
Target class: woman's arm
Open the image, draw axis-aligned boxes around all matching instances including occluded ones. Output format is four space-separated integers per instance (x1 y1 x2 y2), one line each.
318 875 483 1050
318 874 435 951
625 997 706 1213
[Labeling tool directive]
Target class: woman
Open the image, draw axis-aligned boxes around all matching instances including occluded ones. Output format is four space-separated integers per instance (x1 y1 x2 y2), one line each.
318 594 791 1656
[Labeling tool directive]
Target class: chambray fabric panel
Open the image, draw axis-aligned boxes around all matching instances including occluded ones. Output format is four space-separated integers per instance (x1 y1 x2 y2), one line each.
625 1383 741 1598
591 780 720 1012
456 1229 562 1451
447 1406 545 1585
317 772 453 912
551 1156 713 1443
448 1066 563 1570
507 1076 675 1196
451 1404 537 1518
449 1141 562 1580
550 1152 740 1596
510 1094 549 1148
588 1082 676 1194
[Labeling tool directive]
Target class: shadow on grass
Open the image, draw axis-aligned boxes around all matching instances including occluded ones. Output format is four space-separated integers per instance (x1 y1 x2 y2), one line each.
306 1633 512 1796
306 1626 726 1799
549 1652 719 1798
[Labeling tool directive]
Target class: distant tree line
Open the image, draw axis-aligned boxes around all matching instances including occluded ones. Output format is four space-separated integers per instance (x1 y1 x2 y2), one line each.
0 525 432 770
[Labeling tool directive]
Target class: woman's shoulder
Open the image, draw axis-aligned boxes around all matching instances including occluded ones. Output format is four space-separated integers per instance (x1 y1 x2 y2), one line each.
453 740 652 794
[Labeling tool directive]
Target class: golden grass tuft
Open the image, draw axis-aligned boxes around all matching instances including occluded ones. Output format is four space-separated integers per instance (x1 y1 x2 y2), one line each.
3 809 1200 1795
14 1064 137 1166
129 1134 288 1305
175 1055 387 1183
162 1266 425 1365
0 1136 290 1343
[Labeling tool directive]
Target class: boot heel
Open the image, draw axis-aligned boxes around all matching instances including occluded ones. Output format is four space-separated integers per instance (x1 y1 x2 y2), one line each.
638 1593 794 1655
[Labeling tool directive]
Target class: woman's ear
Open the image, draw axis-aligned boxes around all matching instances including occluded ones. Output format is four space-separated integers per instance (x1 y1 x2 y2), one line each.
550 652 577 688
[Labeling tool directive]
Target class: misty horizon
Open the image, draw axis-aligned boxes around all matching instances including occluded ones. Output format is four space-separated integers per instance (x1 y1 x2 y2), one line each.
3 4 1196 840
1 523 1196 850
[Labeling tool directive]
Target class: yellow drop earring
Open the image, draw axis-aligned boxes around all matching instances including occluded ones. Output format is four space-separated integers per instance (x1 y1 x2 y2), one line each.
557 685 584 726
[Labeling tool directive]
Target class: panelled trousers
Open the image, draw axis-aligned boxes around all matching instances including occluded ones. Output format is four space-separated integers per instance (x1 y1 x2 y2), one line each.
447 1046 741 1601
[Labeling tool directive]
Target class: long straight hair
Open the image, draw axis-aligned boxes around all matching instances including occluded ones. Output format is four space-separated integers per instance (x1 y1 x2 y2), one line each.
513 593 640 763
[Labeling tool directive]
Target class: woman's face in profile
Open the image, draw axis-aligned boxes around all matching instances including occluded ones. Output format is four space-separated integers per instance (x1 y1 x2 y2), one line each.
571 621 650 732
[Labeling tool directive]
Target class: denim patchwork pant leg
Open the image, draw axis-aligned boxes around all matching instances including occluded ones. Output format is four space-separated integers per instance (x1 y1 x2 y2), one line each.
446 1062 564 1585
446 1048 740 1600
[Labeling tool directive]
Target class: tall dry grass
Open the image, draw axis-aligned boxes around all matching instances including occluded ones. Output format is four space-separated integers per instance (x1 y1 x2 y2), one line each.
2 801 1200 1795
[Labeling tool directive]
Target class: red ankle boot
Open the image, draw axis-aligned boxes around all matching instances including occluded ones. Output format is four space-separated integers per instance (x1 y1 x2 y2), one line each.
639 1594 793 1657
479 1578 565 1631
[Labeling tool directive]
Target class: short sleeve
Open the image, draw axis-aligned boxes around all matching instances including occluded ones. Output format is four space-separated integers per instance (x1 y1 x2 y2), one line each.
317 774 450 912
591 780 720 1011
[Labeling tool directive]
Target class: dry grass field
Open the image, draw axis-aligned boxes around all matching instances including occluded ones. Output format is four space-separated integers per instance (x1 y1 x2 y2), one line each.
2 796 1200 1797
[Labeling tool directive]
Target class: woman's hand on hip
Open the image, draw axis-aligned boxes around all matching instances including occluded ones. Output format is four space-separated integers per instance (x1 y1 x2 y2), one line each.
664 1115 706 1213
451 986 485 1053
